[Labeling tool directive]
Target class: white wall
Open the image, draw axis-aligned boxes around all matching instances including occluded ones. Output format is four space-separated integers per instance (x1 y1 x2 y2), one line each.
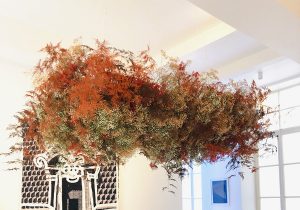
118 153 182 210
0 61 32 210
201 159 242 210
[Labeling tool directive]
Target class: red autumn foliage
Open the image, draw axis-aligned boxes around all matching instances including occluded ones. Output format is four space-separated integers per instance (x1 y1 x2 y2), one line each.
9 41 274 178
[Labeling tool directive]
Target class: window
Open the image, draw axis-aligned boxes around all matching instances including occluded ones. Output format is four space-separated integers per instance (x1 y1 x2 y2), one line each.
257 83 300 210
182 164 202 210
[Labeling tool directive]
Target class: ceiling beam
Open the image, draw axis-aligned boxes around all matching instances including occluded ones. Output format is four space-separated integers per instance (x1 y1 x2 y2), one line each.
188 0 300 63
217 48 281 78
164 19 235 58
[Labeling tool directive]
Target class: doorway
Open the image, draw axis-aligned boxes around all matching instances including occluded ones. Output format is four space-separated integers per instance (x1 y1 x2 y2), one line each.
62 178 82 210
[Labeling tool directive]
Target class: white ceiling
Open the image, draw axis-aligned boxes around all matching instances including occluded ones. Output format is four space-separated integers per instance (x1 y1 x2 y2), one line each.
181 32 265 74
0 0 234 68
1 0 299 81
189 0 300 63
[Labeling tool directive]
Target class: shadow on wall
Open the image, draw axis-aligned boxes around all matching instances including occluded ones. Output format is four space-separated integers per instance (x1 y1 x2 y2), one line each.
118 153 182 210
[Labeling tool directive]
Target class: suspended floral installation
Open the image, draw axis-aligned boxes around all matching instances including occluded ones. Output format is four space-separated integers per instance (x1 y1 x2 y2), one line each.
10 41 273 178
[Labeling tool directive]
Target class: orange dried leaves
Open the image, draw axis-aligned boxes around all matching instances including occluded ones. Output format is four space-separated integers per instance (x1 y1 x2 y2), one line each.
11 41 273 177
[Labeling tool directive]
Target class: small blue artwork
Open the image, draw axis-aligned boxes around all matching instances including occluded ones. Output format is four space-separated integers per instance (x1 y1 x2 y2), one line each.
211 180 228 204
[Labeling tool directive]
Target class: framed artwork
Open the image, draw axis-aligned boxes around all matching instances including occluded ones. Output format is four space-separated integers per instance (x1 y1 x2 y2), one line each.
211 179 229 204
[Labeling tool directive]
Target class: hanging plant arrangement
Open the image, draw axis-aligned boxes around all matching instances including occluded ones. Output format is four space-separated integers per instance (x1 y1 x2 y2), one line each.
10 41 273 177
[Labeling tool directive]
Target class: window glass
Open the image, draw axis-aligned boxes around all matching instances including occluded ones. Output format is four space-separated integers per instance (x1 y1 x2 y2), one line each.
259 166 280 197
258 138 278 166
286 198 300 210
264 112 280 131
280 85 300 109
260 198 281 210
284 164 300 196
263 92 280 131
259 80 300 210
282 132 300 164
263 92 279 108
280 107 300 129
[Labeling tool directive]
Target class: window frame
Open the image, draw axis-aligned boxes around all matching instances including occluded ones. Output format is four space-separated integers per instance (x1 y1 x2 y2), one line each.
256 82 300 210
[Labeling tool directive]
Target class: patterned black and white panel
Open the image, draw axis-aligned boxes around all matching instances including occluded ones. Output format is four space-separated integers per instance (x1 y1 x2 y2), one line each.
21 139 118 209
21 140 49 208
97 163 117 205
